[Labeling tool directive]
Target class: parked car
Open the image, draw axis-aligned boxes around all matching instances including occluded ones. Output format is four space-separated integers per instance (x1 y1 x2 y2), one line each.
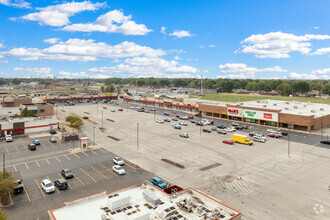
118 108 123 111
211 126 218 131
217 125 226 129
268 133 279 138
279 131 288 136
130 106 135 109
225 127 236 132
241 125 249 129
137 108 144 112
320 139 330 145
249 131 264 137
144 110 149 113
156 119 164 124
13 180 23 194
54 179 68 190
223 140 234 145
195 121 202 126
235 126 244 130
41 179 55 193
174 125 181 130
203 128 211 133
172 117 178 121
194 113 202 117
113 156 125 165
182 116 189 120
64 103 69 106
179 133 189 138
61 169 73 179
267 129 277 133
232 122 240 127
164 112 170 116
28 143 36 151
151 177 167 189
164 118 171 122
115 102 119 105
33 140 40 145
188 116 193 119
217 129 227 134
253 136 266 143
50 137 57 143
112 165 126 175
49 129 57 134
179 121 187 126
5 134 12 142
111 109 115 112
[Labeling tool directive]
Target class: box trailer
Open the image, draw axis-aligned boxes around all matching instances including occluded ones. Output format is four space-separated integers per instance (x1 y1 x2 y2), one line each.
232 134 253 145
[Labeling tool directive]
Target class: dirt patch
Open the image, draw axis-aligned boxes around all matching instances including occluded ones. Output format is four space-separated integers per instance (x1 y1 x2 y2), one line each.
84 112 90 114
161 158 185 169
107 135 120 141
107 119 115 122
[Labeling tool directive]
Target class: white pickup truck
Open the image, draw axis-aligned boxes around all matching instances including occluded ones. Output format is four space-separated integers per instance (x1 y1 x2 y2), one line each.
253 135 266 143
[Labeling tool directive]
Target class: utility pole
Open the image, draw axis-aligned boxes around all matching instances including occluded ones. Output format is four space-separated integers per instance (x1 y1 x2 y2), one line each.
137 123 139 150
201 76 203 96
200 123 202 136
154 108 156 121
101 109 104 128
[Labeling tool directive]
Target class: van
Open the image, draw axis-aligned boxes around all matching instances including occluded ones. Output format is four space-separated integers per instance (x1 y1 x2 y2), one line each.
253 136 266 143
232 134 253 145
5 134 12 142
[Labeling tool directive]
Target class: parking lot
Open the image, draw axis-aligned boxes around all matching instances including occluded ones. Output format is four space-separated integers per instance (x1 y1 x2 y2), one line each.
57 101 330 220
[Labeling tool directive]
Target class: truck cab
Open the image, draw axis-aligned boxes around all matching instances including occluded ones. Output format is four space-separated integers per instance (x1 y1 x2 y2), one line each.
151 177 167 189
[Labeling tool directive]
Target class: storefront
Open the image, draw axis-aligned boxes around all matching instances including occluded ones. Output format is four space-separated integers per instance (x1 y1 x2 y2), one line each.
243 108 279 126
227 107 243 121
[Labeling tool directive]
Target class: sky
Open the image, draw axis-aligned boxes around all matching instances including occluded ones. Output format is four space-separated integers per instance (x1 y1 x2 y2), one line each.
0 0 330 80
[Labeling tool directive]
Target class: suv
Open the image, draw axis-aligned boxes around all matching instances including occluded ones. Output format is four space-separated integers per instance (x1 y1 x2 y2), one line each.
5 134 12 142
151 177 167 189
217 129 227 134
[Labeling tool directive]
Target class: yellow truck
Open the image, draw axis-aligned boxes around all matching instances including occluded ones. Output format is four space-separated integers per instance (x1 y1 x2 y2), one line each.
232 134 253 145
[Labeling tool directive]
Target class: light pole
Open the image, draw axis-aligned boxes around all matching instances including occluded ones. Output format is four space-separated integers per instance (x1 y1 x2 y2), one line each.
101 109 104 128
3 153 5 179
137 123 139 150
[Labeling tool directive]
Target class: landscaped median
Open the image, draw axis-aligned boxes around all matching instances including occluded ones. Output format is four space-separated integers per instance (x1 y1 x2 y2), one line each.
69 113 98 125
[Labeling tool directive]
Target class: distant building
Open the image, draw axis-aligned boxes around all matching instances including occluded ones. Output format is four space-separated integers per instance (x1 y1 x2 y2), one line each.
0 95 32 107
20 103 54 117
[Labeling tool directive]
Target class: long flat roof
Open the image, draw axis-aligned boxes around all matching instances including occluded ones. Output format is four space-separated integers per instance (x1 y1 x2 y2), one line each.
49 181 241 220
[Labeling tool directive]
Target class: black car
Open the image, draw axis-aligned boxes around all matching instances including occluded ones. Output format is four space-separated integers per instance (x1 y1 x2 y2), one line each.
279 131 288 136
164 118 171 122
194 113 202 117
54 179 68 190
164 112 170 116
217 125 226 129
61 169 73 179
241 125 249 129
190 120 196 123
50 129 57 134
13 180 24 194
320 139 330 145
28 143 36 151
203 128 212 133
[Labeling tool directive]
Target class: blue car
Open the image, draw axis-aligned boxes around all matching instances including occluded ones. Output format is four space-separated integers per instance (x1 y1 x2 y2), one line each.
174 125 181 130
151 177 167 189
33 140 40 145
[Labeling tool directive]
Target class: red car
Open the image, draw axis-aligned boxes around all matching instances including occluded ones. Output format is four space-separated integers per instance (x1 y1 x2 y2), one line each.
235 126 244 130
223 140 234 145
268 133 279 138
188 116 193 119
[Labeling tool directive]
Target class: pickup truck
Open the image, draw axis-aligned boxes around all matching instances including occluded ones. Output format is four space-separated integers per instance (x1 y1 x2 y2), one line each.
253 136 266 143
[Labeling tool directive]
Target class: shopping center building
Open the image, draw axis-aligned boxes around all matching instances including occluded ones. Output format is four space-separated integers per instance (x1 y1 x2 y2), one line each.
40 93 118 103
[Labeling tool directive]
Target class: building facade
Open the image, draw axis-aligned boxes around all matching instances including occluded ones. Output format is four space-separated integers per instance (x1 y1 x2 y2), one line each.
0 96 32 107
20 103 54 117
40 93 118 103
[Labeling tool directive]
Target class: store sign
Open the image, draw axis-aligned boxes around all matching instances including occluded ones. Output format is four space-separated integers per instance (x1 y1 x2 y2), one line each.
243 109 278 122
227 108 243 116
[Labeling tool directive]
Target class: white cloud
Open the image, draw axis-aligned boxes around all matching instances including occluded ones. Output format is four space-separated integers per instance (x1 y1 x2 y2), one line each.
164 73 194 78
0 43 4 48
14 1 105 27
44 38 60 44
204 70 209 73
88 57 198 78
13 67 51 75
289 72 329 80
200 45 204 49
1 38 166 62
311 47 330 55
312 68 330 75
313 27 320 29
174 55 181 60
208 44 216 48
58 71 89 78
0 0 30 8
61 9 152 35
217 74 252 79
239 31 330 58
161 27 166 34
169 30 193 38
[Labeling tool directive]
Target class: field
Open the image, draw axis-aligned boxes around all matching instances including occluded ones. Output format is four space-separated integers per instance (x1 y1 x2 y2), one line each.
195 93 330 104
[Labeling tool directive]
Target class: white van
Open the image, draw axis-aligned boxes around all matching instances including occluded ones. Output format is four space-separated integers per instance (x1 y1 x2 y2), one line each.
5 134 13 142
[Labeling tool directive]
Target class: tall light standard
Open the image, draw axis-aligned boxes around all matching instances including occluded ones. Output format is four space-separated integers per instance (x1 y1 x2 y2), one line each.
101 109 104 128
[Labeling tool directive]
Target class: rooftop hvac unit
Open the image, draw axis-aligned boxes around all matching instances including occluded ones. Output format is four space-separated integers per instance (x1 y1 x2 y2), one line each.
304 105 306 107
273 104 277 106
298 112 302 114
108 196 131 210
257 100 260 103
320 108 324 111
286 102 289 104
142 190 160 206
285 107 289 110
311 110 316 113
294 106 298 109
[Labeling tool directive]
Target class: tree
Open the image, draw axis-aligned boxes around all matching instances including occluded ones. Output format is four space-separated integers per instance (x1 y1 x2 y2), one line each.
321 83 330 95
0 171 17 206
20 108 36 117
65 116 83 128
0 209 7 220
116 86 121 94
101 86 105 93
246 82 258 91
109 85 115 93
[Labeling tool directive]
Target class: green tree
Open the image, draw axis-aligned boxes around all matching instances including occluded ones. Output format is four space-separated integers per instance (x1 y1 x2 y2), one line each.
321 83 330 95
0 171 17 206
101 86 105 93
109 85 115 93
20 108 36 117
65 116 83 128
0 209 8 220
246 82 258 91
159 79 170 87
116 86 121 94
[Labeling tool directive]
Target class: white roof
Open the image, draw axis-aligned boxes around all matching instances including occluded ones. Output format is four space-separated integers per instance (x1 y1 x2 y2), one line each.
49 181 240 220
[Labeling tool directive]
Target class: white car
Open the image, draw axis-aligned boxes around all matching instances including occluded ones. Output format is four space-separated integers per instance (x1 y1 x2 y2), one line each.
156 119 164 124
5 134 13 142
225 127 236 132
267 129 277 133
112 165 126 175
113 156 125 165
41 179 55 193
179 133 189 138
253 136 266 143
171 123 179 127
130 106 135 109
179 121 187 126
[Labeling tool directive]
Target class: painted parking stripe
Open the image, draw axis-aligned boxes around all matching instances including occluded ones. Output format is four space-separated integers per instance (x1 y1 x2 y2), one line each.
64 155 71 160
45 159 51 165
15 145 19 153
99 163 118 176
34 179 46 198
82 152 89 157
90 150 97 155
13 165 17 172
73 175 85 186
35 161 40 167
80 168 97 183
55 157 61 163
91 166 108 179
5 146 9 155
47 176 60 194
73 153 80 158
25 163 29 170
22 183 31 202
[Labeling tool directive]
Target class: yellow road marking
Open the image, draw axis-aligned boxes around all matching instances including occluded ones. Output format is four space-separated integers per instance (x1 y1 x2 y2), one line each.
80 168 97 183
74 175 85 186
22 183 31 202
91 166 108 179
47 176 60 194
100 163 118 176
34 179 46 198
58 173 73 190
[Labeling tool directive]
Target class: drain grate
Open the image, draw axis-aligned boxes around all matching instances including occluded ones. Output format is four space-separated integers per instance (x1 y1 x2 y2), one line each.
199 163 222 171
107 136 120 141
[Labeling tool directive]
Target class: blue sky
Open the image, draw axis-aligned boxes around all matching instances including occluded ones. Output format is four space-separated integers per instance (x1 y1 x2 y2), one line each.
0 0 330 79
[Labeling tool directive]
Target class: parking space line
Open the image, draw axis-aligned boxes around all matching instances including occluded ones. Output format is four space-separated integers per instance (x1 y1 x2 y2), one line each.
35 161 40 167
82 152 89 157
34 179 46 198
15 145 19 153
25 163 29 170
64 155 71 160
40 144 46 149
13 165 17 172
73 175 85 186
73 153 80 158
22 184 31 202
5 146 9 155
46 176 60 194
99 163 118 176
90 166 108 179
80 168 97 183
90 150 97 155
57 173 73 190
45 159 51 165
23 145 28 152
55 157 61 163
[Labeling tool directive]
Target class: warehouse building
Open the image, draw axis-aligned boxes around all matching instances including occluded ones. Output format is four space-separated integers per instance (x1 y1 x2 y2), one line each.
49 181 241 220
0 95 32 107
40 93 118 103
20 103 54 117
0 117 58 137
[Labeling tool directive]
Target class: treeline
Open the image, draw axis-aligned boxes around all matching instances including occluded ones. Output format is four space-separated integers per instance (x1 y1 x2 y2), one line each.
104 78 330 96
